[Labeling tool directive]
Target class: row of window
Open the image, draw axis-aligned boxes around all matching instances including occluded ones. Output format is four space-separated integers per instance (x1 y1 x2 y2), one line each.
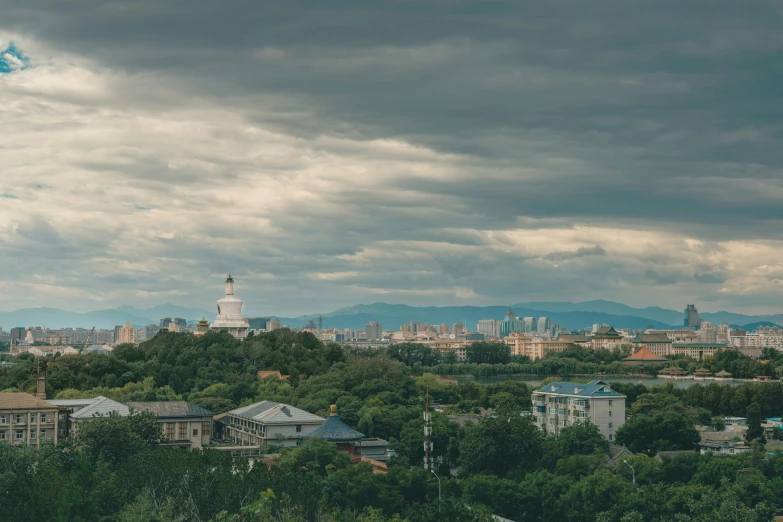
0 430 49 440
0 413 52 424
163 422 211 440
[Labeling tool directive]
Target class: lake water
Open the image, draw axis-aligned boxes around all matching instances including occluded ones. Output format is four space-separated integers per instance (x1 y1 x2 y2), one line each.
465 375 748 389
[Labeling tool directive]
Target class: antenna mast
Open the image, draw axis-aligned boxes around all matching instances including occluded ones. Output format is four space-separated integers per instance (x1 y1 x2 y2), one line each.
424 386 433 471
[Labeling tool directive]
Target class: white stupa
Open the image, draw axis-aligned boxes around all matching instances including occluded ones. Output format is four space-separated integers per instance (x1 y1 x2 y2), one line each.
209 274 249 339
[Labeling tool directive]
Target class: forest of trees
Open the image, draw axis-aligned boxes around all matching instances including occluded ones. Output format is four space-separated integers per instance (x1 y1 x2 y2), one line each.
1 330 783 520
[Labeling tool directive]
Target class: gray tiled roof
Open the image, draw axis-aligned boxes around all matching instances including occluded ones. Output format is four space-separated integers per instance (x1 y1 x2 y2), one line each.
67 396 131 419
127 401 213 418
229 401 324 425
534 380 625 398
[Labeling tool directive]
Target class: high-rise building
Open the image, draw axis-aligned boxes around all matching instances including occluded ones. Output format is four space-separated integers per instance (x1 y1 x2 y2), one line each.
437 323 450 335
522 317 537 333
248 318 270 330
501 310 524 337
477 319 501 339
144 325 160 341
117 322 136 344
266 319 282 332
537 317 551 335
365 322 383 341
684 304 700 328
174 318 187 328
452 323 466 336
159 317 173 328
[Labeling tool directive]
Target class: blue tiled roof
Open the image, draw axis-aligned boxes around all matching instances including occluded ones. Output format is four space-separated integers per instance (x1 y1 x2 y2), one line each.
534 380 625 398
301 414 365 441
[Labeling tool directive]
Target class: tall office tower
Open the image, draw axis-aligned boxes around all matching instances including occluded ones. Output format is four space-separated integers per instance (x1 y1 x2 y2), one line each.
160 317 173 328
684 304 700 328
365 322 383 341
452 323 466 336
537 317 551 335
523 317 537 333
477 319 501 339
174 318 187 328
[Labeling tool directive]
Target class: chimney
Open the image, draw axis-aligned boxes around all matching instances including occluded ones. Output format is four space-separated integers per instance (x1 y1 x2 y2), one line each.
36 377 46 400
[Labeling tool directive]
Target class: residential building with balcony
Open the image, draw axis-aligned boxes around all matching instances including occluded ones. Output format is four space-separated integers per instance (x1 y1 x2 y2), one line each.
223 401 325 448
532 380 626 441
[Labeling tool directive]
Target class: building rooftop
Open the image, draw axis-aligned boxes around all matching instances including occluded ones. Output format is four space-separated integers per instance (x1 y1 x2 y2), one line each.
0 392 57 410
302 405 365 441
127 401 213 418
623 347 669 363
534 380 625 398
66 396 130 419
632 333 672 343
229 401 324 425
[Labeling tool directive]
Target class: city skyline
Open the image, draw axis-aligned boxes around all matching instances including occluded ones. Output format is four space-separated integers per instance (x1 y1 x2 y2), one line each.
2 3 783 316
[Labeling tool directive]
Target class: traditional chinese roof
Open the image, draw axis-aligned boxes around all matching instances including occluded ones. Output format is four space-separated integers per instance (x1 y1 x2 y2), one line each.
659 366 687 375
623 347 669 363
302 405 365 441
716 369 733 377
693 368 713 376
593 326 622 339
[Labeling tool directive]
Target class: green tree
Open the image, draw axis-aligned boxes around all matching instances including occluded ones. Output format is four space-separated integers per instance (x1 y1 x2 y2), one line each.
459 414 543 476
745 402 765 444
465 342 511 365
75 411 161 465
615 412 700 456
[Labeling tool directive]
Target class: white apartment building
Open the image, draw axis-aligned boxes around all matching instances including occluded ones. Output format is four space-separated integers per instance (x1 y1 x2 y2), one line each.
532 380 626 441
117 322 136 344
224 401 324 448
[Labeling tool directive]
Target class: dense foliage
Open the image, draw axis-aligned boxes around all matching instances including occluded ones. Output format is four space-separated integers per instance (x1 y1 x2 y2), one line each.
1 331 783 520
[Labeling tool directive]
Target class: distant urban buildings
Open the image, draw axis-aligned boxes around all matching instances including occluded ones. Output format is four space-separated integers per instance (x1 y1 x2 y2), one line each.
684 304 700 328
476 319 500 339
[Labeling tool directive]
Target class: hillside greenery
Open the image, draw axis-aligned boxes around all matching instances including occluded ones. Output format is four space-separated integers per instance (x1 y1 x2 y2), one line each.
1 331 783 520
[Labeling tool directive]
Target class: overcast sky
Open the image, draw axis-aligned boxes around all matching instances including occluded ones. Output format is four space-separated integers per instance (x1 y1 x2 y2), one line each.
1 1 782 317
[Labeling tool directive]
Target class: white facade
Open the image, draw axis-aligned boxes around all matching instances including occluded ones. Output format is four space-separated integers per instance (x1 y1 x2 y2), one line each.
225 401 324 448
210 275 250 339
532 380 626 441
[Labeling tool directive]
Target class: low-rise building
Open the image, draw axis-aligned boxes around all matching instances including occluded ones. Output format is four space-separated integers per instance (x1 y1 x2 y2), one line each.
504 334 575 359
0 378 59 446
532 380 626 441
629 334 673 357
591 326 624 350
127 401 214 449
671 343 728 361
50 396 130 437
224 401 324 448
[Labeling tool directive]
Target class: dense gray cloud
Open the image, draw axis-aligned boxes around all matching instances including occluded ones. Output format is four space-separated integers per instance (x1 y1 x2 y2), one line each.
1 1 782 317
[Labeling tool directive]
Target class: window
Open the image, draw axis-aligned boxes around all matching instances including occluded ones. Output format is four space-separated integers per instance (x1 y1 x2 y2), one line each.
15 431 24 440
30 431 36 440
0 415 5 424
609 411 612 417
15 415 23 424
179 423 187 439
59 413 66 421
608 400 613 406
609 434 613 441
609 423 613 429
41 414 47 423
166 423 175 439
192 428 199 436
0 432 5 440
40 431 46 439
296 425 302 433
202 421 211 436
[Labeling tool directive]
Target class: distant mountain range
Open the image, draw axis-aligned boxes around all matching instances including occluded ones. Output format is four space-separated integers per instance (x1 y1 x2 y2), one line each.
1 300 780 332
0 304 214 330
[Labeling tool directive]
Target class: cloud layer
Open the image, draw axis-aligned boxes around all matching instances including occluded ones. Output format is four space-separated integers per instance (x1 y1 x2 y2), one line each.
1 2 782 317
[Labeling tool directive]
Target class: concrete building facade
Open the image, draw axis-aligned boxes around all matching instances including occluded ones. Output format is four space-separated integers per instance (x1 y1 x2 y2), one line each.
532 380 626 441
